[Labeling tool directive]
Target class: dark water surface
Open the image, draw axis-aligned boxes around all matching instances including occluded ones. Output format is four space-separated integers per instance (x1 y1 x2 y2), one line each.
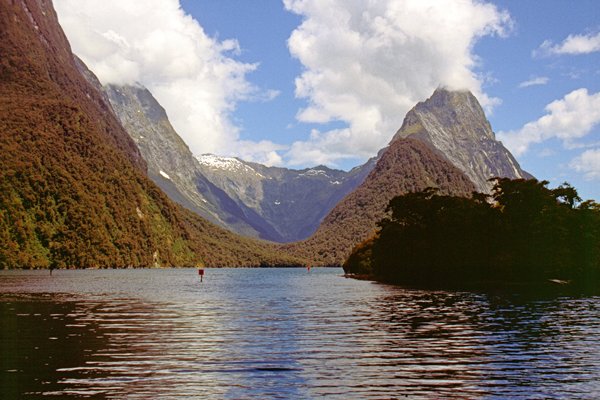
1 268 599 399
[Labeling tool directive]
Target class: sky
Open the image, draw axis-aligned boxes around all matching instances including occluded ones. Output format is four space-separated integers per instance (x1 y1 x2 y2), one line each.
53 0 600 201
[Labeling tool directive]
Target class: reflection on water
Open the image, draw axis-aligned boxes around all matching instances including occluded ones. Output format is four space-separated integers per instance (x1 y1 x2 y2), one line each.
1 268 599 398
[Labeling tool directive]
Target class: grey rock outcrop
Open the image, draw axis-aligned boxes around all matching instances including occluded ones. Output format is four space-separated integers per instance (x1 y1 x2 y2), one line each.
102 84 276 240
393 88 530 192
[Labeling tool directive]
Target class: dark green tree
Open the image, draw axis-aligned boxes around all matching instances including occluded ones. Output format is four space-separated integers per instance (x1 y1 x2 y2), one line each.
344 179 600 291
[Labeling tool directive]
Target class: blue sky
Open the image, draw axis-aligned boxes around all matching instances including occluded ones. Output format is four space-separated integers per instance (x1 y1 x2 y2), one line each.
55 1 600 200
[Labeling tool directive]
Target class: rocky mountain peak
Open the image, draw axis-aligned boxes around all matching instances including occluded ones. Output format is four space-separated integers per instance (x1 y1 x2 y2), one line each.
393 88 529 193
107 84 169 123
415 88 494 139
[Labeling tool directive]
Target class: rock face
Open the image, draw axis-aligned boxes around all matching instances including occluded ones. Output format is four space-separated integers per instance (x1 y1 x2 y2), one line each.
393 88 529 193
197 155 375 242
101 84 279 240
102 83 375 242
286 138 477 266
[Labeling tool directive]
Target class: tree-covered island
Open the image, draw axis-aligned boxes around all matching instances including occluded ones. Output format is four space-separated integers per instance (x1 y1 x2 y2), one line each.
344 178 600 291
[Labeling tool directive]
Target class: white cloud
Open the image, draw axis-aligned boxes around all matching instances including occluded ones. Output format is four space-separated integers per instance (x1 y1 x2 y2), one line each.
282 0 512 166
535 32 600 57
571 149 600 180
498 89 600 156
54 0 281 163
518 76 549 88
286 128 362 167
230 140 287 167
537 148 556 158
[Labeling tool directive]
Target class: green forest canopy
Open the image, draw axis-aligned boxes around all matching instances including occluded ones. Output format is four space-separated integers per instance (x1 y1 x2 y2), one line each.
344 178 600 289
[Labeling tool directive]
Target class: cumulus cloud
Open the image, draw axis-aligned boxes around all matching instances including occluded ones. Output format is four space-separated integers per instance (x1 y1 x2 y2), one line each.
535 32 600 57
282 0 512 166
571 149 600 180
286 128 363 166
519 76 549 88
498 89 600 156
54 0 280 162
54 0 514 168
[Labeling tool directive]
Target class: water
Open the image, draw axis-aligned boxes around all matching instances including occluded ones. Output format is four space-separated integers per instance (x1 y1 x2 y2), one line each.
1 268 599 399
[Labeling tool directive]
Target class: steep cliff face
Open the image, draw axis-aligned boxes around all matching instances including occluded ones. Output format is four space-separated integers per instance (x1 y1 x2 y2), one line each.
1 0 145 171
393 88 530 192
197 155 375 242
286 138 477 266
0 0 304 268
101 84 280 240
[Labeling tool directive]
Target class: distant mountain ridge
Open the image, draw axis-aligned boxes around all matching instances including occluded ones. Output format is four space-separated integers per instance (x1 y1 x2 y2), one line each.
101 84 281 240
286 138 477 265
196 153 375 242
100 84 528 249
99 84 529 266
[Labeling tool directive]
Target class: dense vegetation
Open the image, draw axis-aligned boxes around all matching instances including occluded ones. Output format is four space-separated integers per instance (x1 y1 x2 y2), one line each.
0 0 305 269
344 179 600 290
286 138 476 266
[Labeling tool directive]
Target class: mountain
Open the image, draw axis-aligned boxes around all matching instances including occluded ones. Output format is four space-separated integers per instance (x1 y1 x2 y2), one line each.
196 155 375 242
100 82 375 242
289 88 530 266
0 0 304 268
100 84 281 240
393 88 530 193
286 138 477 266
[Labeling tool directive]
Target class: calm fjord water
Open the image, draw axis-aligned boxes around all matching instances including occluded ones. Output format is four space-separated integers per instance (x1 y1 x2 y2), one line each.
1 268 599 399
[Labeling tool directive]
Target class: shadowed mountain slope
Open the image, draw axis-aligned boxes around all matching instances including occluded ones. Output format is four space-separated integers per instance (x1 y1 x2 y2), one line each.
196 155 376 242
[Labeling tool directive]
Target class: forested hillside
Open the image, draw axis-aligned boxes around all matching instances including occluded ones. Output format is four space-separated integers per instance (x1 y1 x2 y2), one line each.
0 0 304 269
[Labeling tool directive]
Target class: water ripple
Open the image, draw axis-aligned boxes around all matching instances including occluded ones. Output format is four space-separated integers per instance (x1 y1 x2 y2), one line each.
1 268 599 398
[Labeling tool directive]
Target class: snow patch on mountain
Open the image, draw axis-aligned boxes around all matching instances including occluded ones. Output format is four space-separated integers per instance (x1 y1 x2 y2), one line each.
300 169 329 178
159 170 171 180
197 154 264 177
